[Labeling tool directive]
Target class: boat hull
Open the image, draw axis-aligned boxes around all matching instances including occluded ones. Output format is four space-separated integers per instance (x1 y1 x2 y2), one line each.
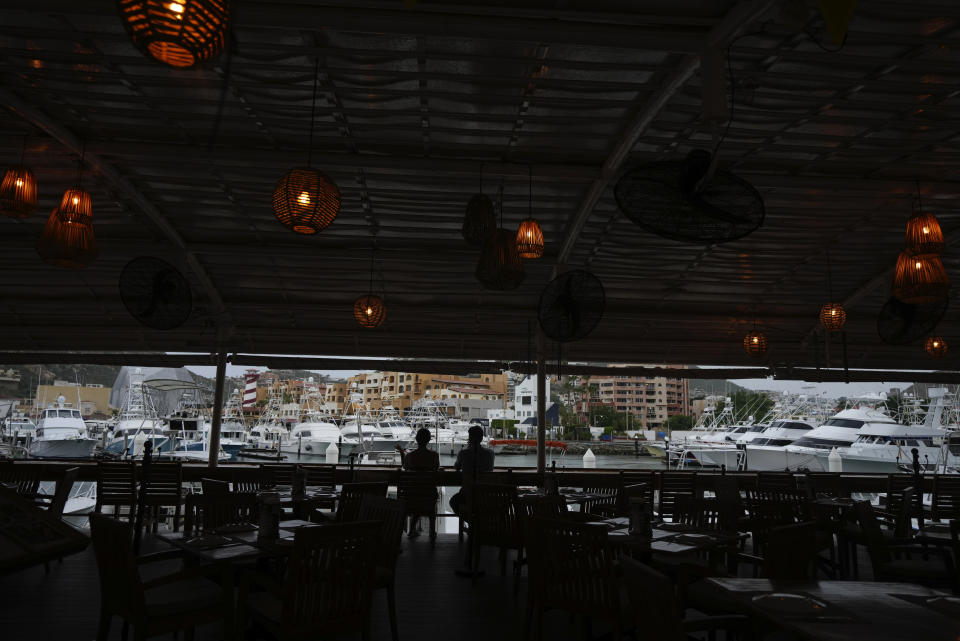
28 438 98 459
743 446 825 471
279 439 357 457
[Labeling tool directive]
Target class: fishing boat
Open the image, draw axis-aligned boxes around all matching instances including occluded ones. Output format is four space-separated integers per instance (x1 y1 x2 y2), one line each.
29 396 98 459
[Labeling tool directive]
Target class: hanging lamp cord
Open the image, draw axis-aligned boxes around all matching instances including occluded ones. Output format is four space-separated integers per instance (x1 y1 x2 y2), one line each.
307 58 320 167
19 134 26 165
915 179 922 214
826 251 834 301
367 240 376 297
77 140 85 189
528 163 532 219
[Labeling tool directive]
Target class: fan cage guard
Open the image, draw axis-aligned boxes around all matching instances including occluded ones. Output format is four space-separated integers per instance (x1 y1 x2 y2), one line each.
0 166 37 219
118 0 231 68
36 207 97 269
876 296 949 346
273 167 341 234
819 303 847 331
537 270 606 343
353 294 386 328
120 257 193 330
462 194 496 247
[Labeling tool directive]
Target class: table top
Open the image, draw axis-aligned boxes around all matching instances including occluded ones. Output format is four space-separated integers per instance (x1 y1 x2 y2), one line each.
157 519 321 563
603 518 744 555
703 578 960 641
0 487 89 574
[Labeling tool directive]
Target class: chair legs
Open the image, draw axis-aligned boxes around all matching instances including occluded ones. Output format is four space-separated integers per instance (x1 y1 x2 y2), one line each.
386 582 399 641
96 609 111 641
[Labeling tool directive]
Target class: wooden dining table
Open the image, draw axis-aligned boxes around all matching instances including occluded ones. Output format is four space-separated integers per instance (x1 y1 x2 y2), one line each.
156 518 319 564
701 577 960 641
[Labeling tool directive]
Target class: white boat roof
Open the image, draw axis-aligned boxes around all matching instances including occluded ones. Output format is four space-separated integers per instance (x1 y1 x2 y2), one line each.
858 424 945 437
831 408 897 424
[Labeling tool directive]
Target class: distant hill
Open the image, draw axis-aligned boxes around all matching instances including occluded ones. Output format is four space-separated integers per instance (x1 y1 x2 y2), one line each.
5 364 122 398
688 376 748 400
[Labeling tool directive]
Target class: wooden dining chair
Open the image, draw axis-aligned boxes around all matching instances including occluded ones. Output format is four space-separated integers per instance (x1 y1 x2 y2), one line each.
90 513 234 641
232 466 268 493
0 461 42 497
142 461 182 531
658 472 699 522
357 496 406 641
95 461 137 520
396 470 439 545
525 517 622 641
260 463 296 488
931 475 960 522
334 482 388 523
200 477 231 496
183 493 259 536
619 555 749 641
242 521 381 641
470 484 524 587
47 466 79 519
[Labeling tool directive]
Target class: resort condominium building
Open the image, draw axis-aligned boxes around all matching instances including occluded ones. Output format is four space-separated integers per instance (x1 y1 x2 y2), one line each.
590 366 691 429
327 371 508 415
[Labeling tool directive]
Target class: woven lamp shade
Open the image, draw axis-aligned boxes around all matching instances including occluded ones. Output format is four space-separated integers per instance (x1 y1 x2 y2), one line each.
904 212 945 256
273 167 341 234
516 217 544 259
925 336 948 358
118 0 231 68
819 302 847 331
56 187 93 224
462 194 496 247
892 251 950 305
476 228 525 291
353 294 386 328
36 207 97 269
743 329 768 357
0 166 38 219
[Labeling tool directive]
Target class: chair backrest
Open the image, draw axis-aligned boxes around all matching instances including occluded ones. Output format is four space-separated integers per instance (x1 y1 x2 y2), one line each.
89 513 143 618
713 475 745 531
232 467 268 493
756 472 798 492
261 463 297 488
762 520 819 580
142 462 182 505
300 464 336 489
619 554 685 641
201 477 231 496
183 493 259 536
96 461 137 514
282 521 381 638
48 467 79 519
658 472 698 521
804 473 847 499
674 496 722 531
517 494 569 522
335 482 388 522
580 485 618 515
471 484 521 547
853 500 892 567
0 461 41 496
357 496 406 569
886 474 916 516
396 471 439 515
526 518 619 620
932 475 960 521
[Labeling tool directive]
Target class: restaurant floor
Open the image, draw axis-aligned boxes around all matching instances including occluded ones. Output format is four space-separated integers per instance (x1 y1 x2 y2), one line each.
0 530 873 641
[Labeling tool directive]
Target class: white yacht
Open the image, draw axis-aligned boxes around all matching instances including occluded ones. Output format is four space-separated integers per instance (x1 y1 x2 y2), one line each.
339 417 396 451
29 396 98 458
282 412 358 457
105 368 170 457
775 408 900 472
742 419 817 471
4 413 36 443
246 389 289 450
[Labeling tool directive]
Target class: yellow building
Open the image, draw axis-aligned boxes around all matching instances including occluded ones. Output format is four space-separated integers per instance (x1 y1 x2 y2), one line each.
333 371 508 415
34 383 112 418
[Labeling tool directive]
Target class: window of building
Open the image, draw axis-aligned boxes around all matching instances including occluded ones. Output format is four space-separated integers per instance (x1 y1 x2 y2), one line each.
522 395 532 405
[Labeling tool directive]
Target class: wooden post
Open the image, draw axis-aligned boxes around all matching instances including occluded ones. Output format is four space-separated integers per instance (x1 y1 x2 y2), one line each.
536 328 546 474
208 351 227 468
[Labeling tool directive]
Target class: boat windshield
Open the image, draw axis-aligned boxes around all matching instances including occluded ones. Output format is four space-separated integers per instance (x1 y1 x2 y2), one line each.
823 418 864 429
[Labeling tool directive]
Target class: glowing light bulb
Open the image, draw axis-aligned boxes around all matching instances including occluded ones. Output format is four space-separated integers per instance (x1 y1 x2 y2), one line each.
15 179 23 187
72 196 79 205
933 341 940 348
168 2 184 13
831 309 837 316
297 191 310 206
923 226 930 234
366 307 373 316
752 337 759 344
915 261 923 270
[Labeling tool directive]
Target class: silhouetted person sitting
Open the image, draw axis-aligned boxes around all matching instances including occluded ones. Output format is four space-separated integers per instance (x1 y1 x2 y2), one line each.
449 426 494 517
396 428 440 471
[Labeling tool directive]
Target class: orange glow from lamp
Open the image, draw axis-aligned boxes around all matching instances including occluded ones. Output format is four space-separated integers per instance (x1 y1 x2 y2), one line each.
905 182 945 255
515 164 544 259
56 187 93 224
925 336 948 358
743 328 767 357
36 207 97 269
118 0 232 68
0 166 37 219
353 294 386 329
819 303 847 331
892 251 950 304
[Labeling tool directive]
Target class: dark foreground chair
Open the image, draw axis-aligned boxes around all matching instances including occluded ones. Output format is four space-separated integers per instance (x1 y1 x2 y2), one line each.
396 471 439 544
242 521 380 640
358 496 406 641
90 513 233 641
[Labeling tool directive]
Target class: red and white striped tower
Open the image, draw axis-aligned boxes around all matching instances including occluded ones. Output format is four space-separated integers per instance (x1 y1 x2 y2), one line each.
243 369 260 408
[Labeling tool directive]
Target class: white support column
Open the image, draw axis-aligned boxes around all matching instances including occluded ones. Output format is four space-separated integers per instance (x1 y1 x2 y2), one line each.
208 351 228 468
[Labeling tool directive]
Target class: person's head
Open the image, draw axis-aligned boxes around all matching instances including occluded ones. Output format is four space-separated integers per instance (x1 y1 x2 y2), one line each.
415 428 431 446
468 425 484 444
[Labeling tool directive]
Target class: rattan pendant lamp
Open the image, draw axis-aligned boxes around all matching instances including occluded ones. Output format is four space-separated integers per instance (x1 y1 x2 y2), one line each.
118 0 232 68
476 190 525 290
353 236 386 329
36 145 97 268
925 336 948 358
743 310 767 357
0 136 37 219
516 165 544 259
273 60 340 234
893 181 949 304
819 251 846 331
462 165 495 247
